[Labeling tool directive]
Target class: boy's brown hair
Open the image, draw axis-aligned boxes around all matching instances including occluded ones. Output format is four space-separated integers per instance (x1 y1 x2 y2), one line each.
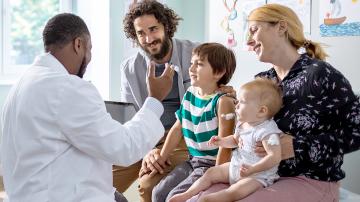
192 43 236 85
241 77 283 118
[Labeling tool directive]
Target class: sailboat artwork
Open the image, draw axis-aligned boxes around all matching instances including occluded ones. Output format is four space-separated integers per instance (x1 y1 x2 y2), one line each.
320 0 360 37
324 16 347 25
324 0 347 25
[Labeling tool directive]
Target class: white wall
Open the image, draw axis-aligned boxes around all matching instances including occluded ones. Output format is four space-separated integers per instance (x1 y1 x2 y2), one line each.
206 0 360 194
205 1 360 93
77 0 110 100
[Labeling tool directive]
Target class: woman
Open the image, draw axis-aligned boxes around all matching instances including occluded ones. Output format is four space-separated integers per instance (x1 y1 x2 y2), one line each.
189 4 360 202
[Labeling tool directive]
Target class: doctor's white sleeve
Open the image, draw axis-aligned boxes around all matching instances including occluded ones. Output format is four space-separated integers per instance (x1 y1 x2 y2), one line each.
56 77 164 166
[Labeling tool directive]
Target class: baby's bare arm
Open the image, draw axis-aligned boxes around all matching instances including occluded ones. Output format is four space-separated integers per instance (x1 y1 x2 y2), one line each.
247 134 282 175
209 135 238 148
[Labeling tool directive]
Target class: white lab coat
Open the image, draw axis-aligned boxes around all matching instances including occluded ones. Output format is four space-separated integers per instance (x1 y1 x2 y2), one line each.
0 53 164 202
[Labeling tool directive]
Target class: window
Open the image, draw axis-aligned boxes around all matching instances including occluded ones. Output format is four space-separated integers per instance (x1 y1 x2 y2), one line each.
0 0 72 80
0 0 111 99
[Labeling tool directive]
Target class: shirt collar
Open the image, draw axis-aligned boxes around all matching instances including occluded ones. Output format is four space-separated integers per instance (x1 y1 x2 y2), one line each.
32 53 69 75
288 53 312 73
265 53 313 82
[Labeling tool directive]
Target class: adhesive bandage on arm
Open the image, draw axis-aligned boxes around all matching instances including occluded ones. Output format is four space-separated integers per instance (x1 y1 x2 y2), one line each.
221 113 236 120
267 134 280 146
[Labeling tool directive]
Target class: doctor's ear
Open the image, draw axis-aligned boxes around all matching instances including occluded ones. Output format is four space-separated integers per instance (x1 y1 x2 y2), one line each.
73 37 83 55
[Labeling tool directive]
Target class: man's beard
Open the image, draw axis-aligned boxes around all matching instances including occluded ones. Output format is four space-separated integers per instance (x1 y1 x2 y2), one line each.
141 37 171 61
77 57 87 78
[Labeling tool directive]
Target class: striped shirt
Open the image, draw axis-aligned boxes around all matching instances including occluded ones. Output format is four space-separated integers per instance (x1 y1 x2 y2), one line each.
176 86 224 160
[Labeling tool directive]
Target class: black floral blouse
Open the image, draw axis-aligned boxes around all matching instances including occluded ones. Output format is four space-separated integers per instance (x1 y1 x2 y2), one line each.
257 54 360 182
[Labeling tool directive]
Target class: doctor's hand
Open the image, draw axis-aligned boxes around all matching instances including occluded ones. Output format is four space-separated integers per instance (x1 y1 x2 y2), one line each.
147 61 175 101
139 148 171 178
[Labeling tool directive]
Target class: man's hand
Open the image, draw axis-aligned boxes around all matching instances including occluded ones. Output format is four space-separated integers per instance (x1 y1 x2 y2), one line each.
254 133 295 160
139 148 171 177
147 62 175 101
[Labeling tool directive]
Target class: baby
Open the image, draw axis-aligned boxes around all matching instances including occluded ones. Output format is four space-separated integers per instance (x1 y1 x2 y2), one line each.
169 77 283 202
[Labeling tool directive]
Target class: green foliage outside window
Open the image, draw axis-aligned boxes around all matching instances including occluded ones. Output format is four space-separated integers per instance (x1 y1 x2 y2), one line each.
11 0 59 65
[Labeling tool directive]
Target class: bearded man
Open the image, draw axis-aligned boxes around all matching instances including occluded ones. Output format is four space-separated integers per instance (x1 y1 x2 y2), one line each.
114 1 198 202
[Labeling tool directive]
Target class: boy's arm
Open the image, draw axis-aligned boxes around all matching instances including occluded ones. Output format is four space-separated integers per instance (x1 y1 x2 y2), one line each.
159 120 183 162
241 134 282 176
141 120 183 177
215 96 236 165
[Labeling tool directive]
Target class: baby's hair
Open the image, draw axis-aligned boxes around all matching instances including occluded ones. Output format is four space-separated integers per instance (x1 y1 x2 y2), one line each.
192 43 236 85
241 77 282 118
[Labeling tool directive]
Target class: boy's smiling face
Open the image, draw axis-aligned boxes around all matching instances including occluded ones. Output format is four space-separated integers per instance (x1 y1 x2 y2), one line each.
189 54 218 88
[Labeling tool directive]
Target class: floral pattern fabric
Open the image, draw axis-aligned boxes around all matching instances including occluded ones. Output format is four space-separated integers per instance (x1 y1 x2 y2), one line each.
256 54 360 182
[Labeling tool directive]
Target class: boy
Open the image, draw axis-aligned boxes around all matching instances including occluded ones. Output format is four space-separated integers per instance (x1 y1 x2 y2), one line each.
152 43 237 202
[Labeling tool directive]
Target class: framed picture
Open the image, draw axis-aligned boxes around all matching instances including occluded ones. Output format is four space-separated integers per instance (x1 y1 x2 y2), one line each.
319 0 360 37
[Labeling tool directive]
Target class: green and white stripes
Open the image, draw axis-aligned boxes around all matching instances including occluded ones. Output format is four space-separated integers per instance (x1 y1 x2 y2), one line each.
176 86 224 160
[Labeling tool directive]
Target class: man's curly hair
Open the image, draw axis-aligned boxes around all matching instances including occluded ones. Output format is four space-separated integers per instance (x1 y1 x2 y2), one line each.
123 0 182 41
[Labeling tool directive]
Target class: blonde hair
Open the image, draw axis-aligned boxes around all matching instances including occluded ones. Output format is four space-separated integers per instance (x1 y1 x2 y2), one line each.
248 3 328 60
241 77 282 118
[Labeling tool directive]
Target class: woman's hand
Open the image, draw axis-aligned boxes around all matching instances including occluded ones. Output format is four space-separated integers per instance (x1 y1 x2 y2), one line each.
254 133 295 160
217 84 237 99
237 137 244 149
279 134 295 160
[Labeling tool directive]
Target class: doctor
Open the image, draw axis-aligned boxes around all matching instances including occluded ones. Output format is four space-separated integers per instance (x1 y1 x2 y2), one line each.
0 13 174 202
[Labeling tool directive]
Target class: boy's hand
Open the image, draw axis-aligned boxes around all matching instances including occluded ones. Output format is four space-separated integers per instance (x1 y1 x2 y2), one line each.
146 154 171 177
240 163 253 177
208 136 221 146
139 149 171 177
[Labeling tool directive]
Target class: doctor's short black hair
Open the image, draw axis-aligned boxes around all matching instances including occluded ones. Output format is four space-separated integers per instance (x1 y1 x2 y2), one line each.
42 13 90 51
123 0 182 40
